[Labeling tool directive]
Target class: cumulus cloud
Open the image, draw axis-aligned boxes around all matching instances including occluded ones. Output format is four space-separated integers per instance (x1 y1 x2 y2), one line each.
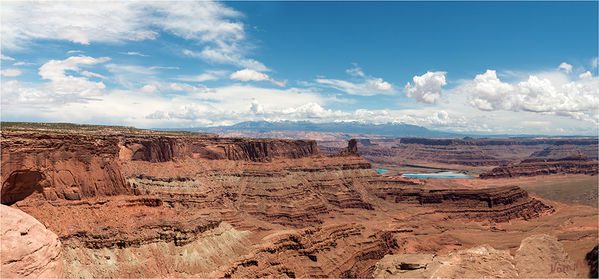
579 71 592 80
462 67 599 122
404 71 447 104
465 70 514 111
230 68 287 87
558 62 573 73
250 99 264 114
1 1 265 70
371 78 392 90
230 68 269 81
140 84 158 93
316 65 394 96
2 55 109 105
1 68 22 77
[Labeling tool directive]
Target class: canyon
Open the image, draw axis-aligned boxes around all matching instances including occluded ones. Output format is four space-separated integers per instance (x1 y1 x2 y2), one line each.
480 155 598 179
1 123 597 278
318 137 598 177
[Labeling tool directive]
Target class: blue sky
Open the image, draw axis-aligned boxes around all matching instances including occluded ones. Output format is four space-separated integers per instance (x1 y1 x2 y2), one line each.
1 1 597 135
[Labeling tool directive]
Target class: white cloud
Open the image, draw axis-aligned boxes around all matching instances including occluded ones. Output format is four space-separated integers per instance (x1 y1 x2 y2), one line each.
121 51 148 57
13 61 35 66
3 74 596 135
140 84 158 93
592 57 598 69
269 79 288 87
579 71 592 80
66 50 84 54
1 54 15 61
1 68 22 77
346 64 365 77
2 55 109 105
176 70 229 82
558 62 573 73
80 70 105 79
230 68 269 82
316 65 394 96
2 1 265 71
250 99 264 114
371 78 392 90
230 68 287 87
404 71 447 104
2 2 155 49
462 68 599 123
149 66 179 70
39 56 110 80
465 70 514 111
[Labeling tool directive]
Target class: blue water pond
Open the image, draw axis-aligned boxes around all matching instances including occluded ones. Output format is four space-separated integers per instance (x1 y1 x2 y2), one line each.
375 169 388 174
402 171 475 178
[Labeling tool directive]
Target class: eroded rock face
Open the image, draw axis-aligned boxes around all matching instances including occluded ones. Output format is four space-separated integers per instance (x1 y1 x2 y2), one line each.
62 222 251 278
336 138 360 156
371 184 553 222
373 234 576 278
1 205 63 278
223 224 398 278
480 155 598 179
120 136 322 162
1 132 131 205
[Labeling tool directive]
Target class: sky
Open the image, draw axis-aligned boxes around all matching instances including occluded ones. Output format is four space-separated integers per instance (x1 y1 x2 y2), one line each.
1 1 598 135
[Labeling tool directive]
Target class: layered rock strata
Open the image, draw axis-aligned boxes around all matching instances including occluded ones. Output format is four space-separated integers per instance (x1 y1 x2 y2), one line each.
480 155 598 179
1 132 130 205
370 184 552 222
0 130 556 278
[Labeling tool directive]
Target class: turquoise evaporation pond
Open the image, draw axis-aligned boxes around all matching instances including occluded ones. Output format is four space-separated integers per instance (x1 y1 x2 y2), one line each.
375 169 388 174
402 171 475 178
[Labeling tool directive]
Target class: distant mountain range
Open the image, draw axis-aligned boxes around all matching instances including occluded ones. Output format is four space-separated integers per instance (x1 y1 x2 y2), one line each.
164 121 463 138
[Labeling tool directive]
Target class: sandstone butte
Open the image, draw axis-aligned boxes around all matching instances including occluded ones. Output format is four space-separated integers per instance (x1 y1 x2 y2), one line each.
0 130 595 278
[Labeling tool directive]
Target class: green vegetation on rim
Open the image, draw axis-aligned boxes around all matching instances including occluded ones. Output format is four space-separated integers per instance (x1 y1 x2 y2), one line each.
0 122 214 137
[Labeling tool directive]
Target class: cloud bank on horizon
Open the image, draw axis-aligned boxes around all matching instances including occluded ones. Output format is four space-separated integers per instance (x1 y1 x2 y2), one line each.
1 1 597 135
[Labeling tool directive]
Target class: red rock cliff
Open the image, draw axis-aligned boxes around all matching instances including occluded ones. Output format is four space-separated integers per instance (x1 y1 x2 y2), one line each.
1 132 131 205
119 136 322 162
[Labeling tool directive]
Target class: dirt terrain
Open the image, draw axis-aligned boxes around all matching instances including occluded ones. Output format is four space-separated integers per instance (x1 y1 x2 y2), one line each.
1 123 597 278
